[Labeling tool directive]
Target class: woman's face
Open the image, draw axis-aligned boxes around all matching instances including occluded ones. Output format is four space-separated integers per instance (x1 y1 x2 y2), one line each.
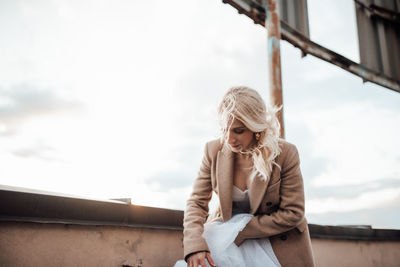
226 118 256 153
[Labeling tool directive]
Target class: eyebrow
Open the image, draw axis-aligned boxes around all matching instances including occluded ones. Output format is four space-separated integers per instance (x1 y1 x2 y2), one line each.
231 126 246 130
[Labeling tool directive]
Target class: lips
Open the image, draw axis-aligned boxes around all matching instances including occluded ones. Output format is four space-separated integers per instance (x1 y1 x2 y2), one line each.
231 144 241 149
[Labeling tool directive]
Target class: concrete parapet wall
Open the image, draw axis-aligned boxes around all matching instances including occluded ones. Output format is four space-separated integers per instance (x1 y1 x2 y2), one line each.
312 238 400 267
1 221 400 267
0 222 183 267
1 186 400 267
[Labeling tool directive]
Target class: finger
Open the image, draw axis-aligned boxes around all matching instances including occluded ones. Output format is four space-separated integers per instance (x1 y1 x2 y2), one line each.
206 253 217 267
188 258 194 267
200 257 208 267
193 258 199 267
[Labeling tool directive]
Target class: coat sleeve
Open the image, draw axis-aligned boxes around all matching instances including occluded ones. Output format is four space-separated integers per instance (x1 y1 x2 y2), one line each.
234 144 305 246
183 142 213 261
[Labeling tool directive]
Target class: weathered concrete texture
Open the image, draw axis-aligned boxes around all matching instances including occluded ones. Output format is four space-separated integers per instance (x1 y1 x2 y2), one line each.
0 222 183 267
312 238 400 267
1 221 400 267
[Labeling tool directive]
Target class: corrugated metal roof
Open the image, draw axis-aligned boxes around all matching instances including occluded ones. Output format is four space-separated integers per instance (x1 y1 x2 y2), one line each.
355 0 400 81
226 0 310 37
279 0 310 38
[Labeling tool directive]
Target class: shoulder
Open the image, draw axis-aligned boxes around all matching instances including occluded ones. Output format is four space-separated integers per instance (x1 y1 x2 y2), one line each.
278 138 298 153
276 138 300 164
204 138 223 157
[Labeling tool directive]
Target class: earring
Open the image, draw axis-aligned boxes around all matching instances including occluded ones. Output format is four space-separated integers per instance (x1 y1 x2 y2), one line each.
255 132 261 141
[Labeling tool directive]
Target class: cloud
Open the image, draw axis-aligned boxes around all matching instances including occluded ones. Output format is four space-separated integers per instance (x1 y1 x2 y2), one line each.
0 83 81 117
11 141 57 161
0 83 82 135
144 142 212 190
308 0 359 61
307 186 400 214
289 101 400 187
307 178 400 200
282 75 400 228
307 194 400 229
145 170 195 190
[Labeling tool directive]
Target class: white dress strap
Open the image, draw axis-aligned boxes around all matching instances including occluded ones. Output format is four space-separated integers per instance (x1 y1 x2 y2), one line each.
232 185 248 201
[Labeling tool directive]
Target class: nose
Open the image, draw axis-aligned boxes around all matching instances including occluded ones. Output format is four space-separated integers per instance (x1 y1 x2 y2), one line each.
227 131 235 144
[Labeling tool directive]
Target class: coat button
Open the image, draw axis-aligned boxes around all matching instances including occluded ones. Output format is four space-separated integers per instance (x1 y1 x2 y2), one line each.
266 202 272 206
280 234 287 241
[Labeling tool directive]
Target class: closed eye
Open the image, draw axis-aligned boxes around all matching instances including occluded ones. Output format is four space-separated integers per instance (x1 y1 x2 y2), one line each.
233 128 246 134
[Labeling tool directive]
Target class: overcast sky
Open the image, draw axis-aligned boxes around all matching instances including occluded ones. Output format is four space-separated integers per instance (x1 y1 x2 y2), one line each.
1 0 399 229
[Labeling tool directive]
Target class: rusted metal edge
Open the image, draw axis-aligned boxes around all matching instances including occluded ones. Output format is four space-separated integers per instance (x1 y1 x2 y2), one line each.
264 0 285 139
354 0 400 24
222 0 400 93
280 20 400 93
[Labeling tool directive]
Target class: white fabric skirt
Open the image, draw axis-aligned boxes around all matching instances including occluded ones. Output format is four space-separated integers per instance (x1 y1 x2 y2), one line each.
174 213 281 267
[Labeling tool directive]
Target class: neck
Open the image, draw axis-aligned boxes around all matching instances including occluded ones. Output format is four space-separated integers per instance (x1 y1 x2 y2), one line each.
235 152 253 167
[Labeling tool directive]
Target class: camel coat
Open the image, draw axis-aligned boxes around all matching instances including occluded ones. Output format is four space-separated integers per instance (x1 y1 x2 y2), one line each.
183 138 315 267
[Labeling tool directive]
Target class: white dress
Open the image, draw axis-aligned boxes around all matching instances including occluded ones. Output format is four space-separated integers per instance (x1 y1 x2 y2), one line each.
174 186 281 267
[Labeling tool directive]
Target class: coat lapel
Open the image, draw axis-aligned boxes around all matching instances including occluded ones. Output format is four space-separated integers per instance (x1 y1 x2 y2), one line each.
216 144 234 221
249 171 271 214
216 144 275 218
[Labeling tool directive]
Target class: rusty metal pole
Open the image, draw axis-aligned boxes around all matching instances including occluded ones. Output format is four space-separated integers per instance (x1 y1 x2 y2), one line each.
264 0 285 139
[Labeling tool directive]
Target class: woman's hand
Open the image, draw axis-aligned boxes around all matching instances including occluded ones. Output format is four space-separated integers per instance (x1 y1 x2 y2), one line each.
187 251 216 267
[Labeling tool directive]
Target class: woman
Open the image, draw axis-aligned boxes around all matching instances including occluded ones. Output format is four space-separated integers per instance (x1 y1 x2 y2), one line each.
175 86 315 267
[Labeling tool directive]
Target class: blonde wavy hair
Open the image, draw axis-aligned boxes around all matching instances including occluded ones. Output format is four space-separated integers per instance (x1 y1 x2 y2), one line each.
218 86 282 181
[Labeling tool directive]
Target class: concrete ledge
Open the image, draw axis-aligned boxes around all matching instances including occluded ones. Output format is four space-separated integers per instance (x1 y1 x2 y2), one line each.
1 185 400 240
0 185 183 231
309 223 400 241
